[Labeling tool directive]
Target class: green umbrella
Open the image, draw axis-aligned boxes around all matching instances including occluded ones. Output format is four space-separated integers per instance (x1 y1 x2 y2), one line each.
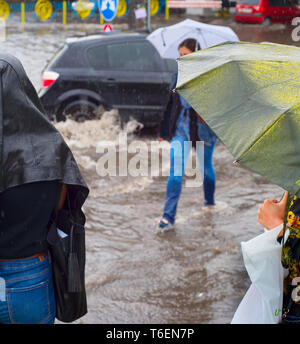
176 41 300 196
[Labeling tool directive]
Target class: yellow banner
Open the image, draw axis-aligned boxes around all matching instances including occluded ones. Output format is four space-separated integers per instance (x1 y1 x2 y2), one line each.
0 0 10 22
35 0 53 21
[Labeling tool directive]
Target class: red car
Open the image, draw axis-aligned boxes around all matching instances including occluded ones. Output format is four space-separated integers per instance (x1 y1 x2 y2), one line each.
234 0 300 25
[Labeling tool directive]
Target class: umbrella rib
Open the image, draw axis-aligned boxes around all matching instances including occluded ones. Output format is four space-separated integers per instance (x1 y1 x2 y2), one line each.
195 28 207 49
220 75 300 125
236 102 300 162
237 113 284 162
161 29 167 47
177 58 300 90
178 62 300 144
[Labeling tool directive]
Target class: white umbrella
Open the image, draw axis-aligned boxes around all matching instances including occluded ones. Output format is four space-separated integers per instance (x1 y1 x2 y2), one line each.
147 18 239 59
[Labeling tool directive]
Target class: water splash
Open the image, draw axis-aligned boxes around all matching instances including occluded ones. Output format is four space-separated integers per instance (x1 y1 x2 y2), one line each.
54 109 143 150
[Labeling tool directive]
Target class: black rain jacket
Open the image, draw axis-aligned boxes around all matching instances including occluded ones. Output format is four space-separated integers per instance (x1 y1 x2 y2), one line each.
0 54 89 253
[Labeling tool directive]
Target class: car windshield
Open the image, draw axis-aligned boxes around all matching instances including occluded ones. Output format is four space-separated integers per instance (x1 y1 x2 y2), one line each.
239 0 260 4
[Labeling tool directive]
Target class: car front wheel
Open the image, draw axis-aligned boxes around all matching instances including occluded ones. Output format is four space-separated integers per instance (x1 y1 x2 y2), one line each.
262 17 271 26
57 99 100 122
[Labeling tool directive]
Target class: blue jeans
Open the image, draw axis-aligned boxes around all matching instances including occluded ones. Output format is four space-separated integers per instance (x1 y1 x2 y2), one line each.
0 251 56 324
163 136 216 225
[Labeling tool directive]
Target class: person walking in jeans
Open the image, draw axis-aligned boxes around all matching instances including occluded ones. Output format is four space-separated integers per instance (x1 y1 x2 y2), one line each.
0 54 89 324
157 38 218 231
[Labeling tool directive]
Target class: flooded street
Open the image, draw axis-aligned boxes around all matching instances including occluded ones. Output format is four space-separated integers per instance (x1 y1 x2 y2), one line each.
1 18 297 323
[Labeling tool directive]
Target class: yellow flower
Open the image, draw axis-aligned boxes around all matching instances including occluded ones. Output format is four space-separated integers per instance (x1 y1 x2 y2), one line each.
287 211 296 226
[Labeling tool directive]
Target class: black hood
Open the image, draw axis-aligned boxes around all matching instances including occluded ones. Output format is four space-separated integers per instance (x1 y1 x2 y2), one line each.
0 53 89 216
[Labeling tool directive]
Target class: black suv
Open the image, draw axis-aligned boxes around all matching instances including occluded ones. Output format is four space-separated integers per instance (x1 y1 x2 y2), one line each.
38 32 177 127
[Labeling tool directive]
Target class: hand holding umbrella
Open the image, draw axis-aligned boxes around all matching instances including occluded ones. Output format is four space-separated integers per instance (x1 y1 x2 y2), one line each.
257 190 289 231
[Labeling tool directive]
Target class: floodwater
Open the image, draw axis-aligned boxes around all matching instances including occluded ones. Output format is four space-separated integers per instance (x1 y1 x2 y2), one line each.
0 17 297 323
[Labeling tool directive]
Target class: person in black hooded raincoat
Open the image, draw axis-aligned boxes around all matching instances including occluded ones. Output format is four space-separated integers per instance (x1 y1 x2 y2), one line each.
0 54 89 324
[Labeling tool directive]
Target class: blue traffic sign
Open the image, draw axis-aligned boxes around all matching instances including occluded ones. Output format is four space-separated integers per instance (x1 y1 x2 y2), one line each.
98 0 119 21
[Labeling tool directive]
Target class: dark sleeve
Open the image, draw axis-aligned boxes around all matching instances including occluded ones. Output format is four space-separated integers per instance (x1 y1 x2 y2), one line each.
290 197 300 216
277 195 300 244
158 92 173 139
158 74 177 140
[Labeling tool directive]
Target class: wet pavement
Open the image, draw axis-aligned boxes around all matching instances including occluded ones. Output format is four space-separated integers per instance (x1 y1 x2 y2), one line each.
0 17 295 323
